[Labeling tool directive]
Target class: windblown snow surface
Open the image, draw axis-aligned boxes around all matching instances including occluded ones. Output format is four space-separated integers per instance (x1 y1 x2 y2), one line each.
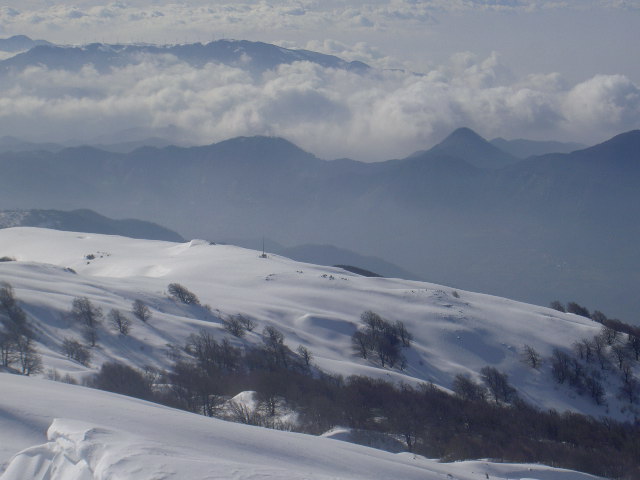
0 375 602 480
0 227 626 479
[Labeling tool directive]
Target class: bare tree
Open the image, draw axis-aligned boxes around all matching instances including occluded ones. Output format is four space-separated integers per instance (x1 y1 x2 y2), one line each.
618 376 639 404
16 335 42 376
351 330 369 359
621 363 634 385
132 299 151 322
567 302 590 318
237 314 257 332
610 344 629 370
579 338 595 363
223 315 246 338
297 345 313 368
109 309 131 335
167 283 200 305
61 337 91 366
551 348 571 383
393 320 413 347
0 330 17 367
600 326 619 346
592 335 609 370
227 400 264 426
0 281 31 335
480 366 517 404
591 310 608 324
452 373 487 402
627 334 640 361
584 373 606 405
70 297 103 346
521 344 542 369
0 281 17 312
262 326 288 367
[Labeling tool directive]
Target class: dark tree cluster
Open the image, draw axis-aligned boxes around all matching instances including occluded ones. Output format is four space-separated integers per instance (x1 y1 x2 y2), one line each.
452 368 518 405
153 325 313 418
479 366 518 404
546 323 640 406
351 311 412 368
81 302 640 479
65 297 153 354
88 361 154 400
89 349 640 480
0 282 42 375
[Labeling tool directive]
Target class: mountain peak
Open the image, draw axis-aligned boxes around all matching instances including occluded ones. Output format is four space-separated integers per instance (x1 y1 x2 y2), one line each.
192 135 319 167
426 127 518 169
212 135 309 155
0 34 52 52
436 127 494 151
447 126 485 141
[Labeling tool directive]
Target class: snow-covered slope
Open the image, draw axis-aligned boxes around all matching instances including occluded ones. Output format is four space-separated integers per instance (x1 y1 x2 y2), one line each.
0 227 631 421
0 374 602 480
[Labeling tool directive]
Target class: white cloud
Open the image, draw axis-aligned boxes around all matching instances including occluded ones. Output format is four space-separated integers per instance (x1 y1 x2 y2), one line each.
564 75 640 135
0 51 637 160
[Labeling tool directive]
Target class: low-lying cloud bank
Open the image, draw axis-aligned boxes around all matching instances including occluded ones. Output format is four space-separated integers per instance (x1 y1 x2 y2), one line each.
0 50 637 160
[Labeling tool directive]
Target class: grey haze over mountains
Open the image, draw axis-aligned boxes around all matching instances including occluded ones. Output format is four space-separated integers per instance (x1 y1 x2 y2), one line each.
1 127 639 322
489 137 586 159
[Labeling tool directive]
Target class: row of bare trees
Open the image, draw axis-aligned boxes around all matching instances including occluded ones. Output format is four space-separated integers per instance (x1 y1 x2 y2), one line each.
519 323 640 407
0 282 42 375
61 296 152 366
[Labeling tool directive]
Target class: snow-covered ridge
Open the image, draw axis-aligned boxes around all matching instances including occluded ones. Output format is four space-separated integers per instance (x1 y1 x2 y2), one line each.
0 226 631 422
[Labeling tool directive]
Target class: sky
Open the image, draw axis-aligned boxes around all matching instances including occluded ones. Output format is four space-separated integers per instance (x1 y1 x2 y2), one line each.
0 0 639 160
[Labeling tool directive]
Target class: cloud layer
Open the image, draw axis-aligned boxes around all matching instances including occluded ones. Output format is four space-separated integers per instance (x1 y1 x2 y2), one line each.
0 51 638 160
1 1 638 48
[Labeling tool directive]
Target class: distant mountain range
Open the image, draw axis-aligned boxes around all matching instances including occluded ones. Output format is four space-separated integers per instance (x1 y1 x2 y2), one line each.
0 209 184 242
224 237 421 280
1 127 638 321
0 135 181 155
0 38 369 76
